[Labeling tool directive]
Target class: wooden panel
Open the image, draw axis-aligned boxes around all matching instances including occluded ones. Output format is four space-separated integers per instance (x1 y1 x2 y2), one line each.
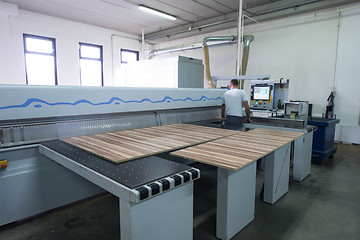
171 128 304 171
61 124 238 164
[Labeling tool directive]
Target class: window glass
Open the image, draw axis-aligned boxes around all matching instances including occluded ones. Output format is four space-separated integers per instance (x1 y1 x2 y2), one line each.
25 54 56 85
79 43 103 86
80 59 102 86
80 45 101 59
23 34 57 85
121 49 139 64
25 37 54 53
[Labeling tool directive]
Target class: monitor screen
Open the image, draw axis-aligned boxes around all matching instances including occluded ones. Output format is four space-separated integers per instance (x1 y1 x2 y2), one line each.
253 86 270 100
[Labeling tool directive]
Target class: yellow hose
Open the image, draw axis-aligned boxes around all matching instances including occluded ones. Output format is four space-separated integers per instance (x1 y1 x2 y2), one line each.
240 47 249 89
203 45 216 89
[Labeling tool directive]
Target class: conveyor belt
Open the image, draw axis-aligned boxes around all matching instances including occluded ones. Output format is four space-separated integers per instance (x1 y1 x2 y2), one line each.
41 140 192 189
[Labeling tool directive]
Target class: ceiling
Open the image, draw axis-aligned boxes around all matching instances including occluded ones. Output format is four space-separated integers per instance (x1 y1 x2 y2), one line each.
4 0 360 42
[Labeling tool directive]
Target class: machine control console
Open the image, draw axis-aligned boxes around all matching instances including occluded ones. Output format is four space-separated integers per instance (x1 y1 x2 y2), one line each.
249 79 289 111
250 83 274 110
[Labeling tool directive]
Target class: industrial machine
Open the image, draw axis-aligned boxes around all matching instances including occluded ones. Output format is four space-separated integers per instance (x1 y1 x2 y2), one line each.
0 85 226 239
284 101 309 122
244 79 315 181
250 79 289 111
0 84 317 240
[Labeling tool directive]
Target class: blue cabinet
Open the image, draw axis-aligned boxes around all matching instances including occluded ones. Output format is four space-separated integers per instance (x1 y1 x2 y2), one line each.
308 117 340 165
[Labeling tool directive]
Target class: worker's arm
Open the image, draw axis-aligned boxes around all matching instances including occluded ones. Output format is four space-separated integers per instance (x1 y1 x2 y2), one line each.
243 101 252 123
221 104 226 119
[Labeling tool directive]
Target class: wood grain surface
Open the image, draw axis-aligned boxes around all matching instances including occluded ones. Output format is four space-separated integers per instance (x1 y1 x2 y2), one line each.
171 128 304 171
61 124 238 164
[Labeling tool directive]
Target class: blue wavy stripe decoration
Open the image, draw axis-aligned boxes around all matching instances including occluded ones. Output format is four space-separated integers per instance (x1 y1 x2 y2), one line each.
0 96 222 110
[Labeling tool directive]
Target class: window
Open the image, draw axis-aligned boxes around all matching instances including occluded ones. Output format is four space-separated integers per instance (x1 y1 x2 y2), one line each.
79 43 103 86
23 34 57 85
121 49 139 64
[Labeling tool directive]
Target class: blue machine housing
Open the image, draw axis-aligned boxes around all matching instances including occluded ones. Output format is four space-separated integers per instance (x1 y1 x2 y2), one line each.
308 117 340 165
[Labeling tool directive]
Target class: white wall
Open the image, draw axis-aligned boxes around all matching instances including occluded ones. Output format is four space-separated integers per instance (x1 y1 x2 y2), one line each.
151 4 360 143
333 7 360 143
245 13 338 116
0 7 145 86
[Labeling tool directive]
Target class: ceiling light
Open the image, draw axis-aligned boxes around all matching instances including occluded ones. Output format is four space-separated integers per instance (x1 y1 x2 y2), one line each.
138 5 176 21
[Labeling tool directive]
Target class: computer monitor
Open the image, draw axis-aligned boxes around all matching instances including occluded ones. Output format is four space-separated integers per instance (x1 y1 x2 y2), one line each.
253 86 271 101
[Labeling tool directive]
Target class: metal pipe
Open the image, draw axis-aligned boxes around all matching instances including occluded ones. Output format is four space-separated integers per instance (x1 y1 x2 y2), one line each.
148 36 237 58
203 36 237 88
332 9 341 93
141 28 145 60
203 36 237 45
236 0 243 81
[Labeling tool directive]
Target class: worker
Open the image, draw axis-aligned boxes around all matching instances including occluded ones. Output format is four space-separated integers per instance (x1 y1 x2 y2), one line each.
221 79 251 130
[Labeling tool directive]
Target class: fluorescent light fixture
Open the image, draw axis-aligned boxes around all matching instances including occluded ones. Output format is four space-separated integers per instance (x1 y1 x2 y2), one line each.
138 5 176 20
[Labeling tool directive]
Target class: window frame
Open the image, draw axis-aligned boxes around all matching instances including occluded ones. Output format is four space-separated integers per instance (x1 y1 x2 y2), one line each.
120 49 139 64
23 33 58 85
79 42 104 86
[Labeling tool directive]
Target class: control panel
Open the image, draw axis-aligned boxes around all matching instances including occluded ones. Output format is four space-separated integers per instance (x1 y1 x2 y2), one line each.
250 81 274 110
250 79 289 110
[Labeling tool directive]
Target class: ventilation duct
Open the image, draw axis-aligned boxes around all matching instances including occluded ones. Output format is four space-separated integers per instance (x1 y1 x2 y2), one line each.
240 35 254 89
203 36 237 88
148 37 236 59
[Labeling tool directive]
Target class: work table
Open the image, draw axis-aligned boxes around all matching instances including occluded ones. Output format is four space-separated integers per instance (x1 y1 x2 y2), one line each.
172 128 303 170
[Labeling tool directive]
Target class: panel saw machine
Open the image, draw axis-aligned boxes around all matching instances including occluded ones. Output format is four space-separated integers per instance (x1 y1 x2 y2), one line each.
0 83 319 240
0 85 229 240
245 79 316 182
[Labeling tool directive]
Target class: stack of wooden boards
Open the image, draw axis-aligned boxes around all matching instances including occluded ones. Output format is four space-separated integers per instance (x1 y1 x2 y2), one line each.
172 128 304 170
61 124 238 163
61 124 303 170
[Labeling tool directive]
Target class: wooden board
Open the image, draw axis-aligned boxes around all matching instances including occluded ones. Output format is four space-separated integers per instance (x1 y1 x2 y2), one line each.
171 128 304 171
61 124 238 164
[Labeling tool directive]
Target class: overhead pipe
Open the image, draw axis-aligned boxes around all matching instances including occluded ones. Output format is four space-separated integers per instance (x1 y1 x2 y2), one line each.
203 36 237 88
148 37 237 59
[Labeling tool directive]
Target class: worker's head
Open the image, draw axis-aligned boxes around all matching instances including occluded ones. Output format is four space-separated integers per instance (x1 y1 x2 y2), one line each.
230 79 239 89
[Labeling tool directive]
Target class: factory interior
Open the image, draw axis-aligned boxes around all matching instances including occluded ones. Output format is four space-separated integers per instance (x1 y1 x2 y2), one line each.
0 0 359 240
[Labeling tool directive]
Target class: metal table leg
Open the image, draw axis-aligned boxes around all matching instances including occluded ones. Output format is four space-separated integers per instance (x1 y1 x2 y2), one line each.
264 143 291 204
120 182 194 240
216 162 257 240
293 131 313 181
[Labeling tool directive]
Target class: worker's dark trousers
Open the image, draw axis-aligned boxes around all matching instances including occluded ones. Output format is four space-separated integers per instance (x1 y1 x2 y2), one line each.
225 115 244 131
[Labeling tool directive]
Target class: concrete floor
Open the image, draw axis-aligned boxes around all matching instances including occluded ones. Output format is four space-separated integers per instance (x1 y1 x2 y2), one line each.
0 143 359 240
